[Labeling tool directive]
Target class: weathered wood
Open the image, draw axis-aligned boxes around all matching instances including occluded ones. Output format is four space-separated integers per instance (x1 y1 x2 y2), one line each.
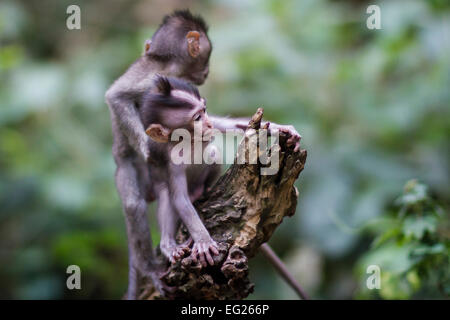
140 108 307 300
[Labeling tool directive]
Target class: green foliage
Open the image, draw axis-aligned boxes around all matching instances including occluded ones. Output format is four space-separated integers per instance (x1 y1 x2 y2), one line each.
356 180 449 299
0 0 449 299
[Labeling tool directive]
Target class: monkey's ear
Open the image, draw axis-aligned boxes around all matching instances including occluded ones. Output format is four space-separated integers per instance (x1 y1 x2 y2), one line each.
144 40 152 55
145 124 170 143
186 31 200 58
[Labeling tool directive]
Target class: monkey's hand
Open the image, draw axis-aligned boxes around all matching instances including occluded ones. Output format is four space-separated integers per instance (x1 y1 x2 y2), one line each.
160 239 192 264
270 124 301 152
191 239 219 267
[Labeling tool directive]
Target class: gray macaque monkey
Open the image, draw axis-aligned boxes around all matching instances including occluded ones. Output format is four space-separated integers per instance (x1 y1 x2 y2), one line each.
105 10 212 298
105 10 302 299
139 76 221 267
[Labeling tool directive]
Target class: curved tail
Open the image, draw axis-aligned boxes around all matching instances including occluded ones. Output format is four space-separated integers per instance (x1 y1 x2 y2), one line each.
259 243 310 300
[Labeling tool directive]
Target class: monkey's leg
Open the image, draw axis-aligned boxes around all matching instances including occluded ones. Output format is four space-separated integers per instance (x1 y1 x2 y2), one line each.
116 158 172 298
125 244 140 300
123 158 152 299
169 165 219 267
155 186 190 264
197 146 221 198
204 163 221 193
189 163 221 202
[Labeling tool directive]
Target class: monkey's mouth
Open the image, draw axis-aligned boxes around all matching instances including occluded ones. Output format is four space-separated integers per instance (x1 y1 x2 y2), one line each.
192 129 213 142
191 71 208 85
203 129 214 141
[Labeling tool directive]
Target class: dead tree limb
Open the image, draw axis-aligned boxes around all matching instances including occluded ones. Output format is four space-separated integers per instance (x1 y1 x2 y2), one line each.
140 108 307 300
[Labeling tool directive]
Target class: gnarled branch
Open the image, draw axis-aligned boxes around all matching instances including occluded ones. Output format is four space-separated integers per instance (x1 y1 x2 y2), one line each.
140 108 307 300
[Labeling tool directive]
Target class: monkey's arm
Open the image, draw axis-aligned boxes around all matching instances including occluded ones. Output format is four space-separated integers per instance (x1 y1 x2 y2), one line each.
168 164 219 266
105 88 151 161
208 115 301 151
208 115 249 132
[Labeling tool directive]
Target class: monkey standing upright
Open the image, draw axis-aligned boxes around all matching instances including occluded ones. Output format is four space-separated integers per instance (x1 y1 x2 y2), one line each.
105 11 212 298
105 10 303 299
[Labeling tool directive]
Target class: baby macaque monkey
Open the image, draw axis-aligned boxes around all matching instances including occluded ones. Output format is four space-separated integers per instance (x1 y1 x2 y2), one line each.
139 75 220 267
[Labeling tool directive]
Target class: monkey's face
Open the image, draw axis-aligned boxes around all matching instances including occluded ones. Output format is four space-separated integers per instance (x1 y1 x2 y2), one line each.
146 93 213 144
147 27 212 85
144 76 213 143
188 64 209 85
168 91 213 141
190 100 213 142
186 67 209 85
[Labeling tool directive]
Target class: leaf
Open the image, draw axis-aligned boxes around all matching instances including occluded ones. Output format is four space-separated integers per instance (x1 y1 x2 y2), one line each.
410 243 445 256
372 226 401 248
402 215 437 239
395 179 428 208
358 242 418 275
406 270 421 290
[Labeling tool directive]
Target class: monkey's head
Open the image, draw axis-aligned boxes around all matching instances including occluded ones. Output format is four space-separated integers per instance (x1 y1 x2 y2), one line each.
141 75 213 143
145 10 211 85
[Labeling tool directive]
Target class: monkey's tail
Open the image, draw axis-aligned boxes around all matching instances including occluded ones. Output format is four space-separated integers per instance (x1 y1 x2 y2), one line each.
259 243 310 300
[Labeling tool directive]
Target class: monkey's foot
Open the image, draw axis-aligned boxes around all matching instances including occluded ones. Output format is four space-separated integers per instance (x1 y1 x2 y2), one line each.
191 239 219 267
146 268 176 298
161 241 191 264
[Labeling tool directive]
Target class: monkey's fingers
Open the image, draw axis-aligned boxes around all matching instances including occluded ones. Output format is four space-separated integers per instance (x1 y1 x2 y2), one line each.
175 246 189 259
280 128 293 142
150 270 176 297
287 136 300 150
278 126 301 148
192 244 207 267
191 246 199 263
205 252 214 266
203 244 215 266
180 246 190 254
198 250 207 267
286 135 301 153
210 244 219 256
286 133 299 144
171 251 181 262
184 237 193 247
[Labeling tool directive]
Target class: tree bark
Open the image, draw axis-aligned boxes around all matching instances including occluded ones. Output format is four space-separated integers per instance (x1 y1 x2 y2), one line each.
140 108 307 300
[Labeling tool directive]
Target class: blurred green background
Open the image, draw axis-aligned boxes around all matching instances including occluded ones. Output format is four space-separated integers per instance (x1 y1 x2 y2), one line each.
0 0 449 299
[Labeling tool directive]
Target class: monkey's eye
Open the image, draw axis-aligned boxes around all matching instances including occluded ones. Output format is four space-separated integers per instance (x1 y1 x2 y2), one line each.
193 114 202 121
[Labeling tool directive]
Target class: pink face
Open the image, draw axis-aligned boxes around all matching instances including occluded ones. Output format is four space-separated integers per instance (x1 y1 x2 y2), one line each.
162 90 213 140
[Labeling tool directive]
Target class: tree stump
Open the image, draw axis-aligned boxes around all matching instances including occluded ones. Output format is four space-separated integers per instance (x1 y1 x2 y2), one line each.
140 108 307 300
